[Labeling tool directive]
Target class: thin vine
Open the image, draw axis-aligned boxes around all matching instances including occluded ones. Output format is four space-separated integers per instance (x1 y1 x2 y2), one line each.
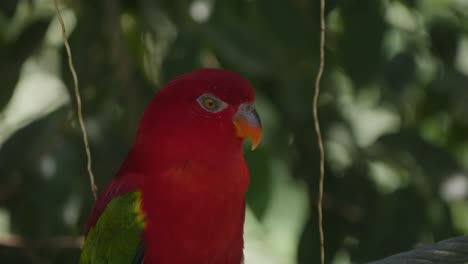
313 0 326 263
53 0 98 200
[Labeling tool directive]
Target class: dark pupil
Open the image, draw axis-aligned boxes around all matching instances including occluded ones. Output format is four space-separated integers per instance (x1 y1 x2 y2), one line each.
206 99 215 108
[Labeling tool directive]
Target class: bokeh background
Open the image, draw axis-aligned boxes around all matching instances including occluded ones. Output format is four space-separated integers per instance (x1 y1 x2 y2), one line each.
1 0 468 263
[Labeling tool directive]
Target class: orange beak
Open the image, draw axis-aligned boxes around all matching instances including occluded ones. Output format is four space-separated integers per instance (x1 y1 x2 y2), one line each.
233 103 262 150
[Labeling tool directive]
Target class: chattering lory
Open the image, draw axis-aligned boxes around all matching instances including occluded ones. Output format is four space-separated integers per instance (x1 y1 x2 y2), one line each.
80 68 262 264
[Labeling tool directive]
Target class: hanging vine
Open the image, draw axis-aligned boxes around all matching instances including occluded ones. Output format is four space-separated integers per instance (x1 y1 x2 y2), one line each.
313 0 327 263
53 0 97 200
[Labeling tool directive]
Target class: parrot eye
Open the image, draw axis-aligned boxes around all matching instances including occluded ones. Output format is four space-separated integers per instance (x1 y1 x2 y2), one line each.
197 94 227 113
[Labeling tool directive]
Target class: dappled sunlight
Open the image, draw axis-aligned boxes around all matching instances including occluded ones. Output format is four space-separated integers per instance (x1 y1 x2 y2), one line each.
0 209 10 238
1 0 468 263
455 37 468 76
0 59 69 143
190 0 212 23
244 159 309 264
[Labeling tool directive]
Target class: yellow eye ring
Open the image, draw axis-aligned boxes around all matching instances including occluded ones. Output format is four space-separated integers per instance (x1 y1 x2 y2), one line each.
203 97 217 110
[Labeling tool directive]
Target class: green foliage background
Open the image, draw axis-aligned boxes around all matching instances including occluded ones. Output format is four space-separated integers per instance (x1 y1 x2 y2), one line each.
1 0 468 263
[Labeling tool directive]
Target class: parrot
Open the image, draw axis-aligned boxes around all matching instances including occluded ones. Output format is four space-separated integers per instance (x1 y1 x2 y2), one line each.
79 68 262 264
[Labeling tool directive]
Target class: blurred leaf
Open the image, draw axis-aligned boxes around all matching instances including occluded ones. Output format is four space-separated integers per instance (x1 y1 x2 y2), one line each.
398 0 417 8
351 186 427 262
384 52 417 95
0 248 30 264
245 148 272 220
0 0 18 18
0 18 50 109
429 19 460 66
161 30 203 80
0 108 82 237
257 0 317 55
202 17 276 77
0 109 68 202
338 0 386 86
368 235 468 264
375 131 462 188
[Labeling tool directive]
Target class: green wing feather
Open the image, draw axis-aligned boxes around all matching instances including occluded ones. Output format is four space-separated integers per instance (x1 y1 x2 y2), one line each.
80 191 145 264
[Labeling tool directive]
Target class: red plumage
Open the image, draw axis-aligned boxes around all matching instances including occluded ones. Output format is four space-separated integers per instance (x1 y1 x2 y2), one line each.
85 68 260 263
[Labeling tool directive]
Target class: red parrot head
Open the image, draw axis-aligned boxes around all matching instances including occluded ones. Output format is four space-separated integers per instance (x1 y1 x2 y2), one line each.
134 68 262 164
